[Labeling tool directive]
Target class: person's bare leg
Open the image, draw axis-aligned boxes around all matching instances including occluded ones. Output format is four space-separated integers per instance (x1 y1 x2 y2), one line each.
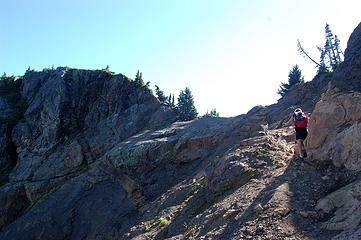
300 139 307 157
297 139 303 157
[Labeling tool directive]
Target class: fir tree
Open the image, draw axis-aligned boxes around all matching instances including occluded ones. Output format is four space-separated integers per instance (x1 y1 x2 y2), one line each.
155 85 167 103
134 70 144 86
298 23 343 73
334 35 343 63
176 87 198 121
278 65 304 97
165 93 175 108
203 109 219 118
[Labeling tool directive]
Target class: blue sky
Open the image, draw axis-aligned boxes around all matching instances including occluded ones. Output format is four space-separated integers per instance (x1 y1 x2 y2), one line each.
1 0 360 116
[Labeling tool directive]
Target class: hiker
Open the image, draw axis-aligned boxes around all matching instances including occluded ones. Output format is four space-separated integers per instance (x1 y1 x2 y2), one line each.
283 108 309 158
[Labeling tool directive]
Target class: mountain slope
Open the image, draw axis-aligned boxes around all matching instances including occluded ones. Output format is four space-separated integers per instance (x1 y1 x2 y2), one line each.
0 22 360 240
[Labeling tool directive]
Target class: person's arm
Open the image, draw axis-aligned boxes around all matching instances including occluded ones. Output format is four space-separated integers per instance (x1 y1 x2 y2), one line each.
283 116 294 127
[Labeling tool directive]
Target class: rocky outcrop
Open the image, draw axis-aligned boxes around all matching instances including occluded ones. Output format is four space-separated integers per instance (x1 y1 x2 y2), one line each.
0 66 269 239
266 72 331 126
306 22 361 240
307 22 361 170
0 124 17 174
0 96 16 174
332 22 361 92
0 67 176 235
0 183 29 230
316 179 361 240
306 89 361 169
0 97 11 121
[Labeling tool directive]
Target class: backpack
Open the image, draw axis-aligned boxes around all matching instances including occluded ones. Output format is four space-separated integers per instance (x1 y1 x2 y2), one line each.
294 112 307 128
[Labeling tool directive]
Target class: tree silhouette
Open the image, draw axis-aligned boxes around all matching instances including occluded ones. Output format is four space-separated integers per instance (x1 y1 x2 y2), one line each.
176 87 198 121
278 65 304 97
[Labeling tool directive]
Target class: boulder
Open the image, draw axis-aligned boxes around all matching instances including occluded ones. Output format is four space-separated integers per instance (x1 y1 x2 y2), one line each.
316 179 361 240
306 22 361 171
307 21 361 240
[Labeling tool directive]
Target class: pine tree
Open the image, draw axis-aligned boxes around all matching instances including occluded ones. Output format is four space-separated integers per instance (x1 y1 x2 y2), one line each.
278 65 304 97
334 35 343 63
203 109 219 118
1 72 7 79
317 46 328 73
176 87 198 121
155 85 167 103
298 24 343 73
164 93 176 108
134 70 144 86
322 24 343 71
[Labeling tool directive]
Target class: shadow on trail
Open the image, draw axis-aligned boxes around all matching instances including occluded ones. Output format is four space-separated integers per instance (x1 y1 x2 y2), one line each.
216 156 345 240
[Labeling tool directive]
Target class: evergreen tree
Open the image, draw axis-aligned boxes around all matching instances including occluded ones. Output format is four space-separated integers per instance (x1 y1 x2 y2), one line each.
321 23 343 71
334 35 343 63
176 87 198 121
155 85 167 103
298 24 343 73
278 65 304 97
165 93 176 108
134 70 144 86
203 109 219 118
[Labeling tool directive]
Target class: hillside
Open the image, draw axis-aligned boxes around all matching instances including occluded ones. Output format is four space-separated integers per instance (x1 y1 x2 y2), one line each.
0 22 360 240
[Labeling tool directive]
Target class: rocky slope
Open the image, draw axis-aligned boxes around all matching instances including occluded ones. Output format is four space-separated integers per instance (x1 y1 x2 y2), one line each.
0 22 360 240
306 22 361 240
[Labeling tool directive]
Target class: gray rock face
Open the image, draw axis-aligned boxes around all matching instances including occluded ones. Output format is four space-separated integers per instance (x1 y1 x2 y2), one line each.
332 22 361 92
0 124 17 174
306 22 361 171
0 183 29 230
316 179 361 240
10 68 175 183
0 75 267 239
0 67 176 235
0 97 15 174
306 89 361 170
306 21 361 240
0 97 11 120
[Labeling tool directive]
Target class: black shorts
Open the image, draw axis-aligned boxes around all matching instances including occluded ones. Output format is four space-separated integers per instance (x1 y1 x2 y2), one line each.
295 127 308 140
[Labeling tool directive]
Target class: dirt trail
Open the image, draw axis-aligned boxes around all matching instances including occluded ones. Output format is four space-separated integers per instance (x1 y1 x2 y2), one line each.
122 127 358 240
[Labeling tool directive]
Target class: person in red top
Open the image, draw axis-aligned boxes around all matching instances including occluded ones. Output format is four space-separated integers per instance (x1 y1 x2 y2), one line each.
284 108 309 158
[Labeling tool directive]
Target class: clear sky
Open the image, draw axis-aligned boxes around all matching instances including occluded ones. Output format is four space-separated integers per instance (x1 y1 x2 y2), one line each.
1 0 360 117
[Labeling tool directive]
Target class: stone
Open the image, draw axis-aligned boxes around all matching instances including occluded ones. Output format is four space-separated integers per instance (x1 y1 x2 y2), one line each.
315 179 361 239
332 22 361 92
0 97 11 120
0 124 17 174
0 183 29 230
305 23 361 174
